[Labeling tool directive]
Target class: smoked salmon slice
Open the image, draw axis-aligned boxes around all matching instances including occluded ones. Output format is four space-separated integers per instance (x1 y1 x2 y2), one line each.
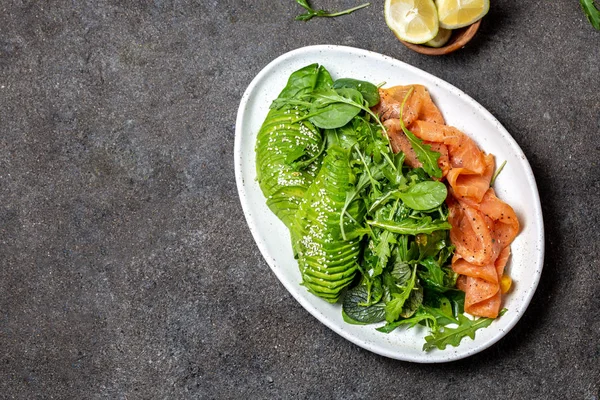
454 246 512 318
376 84 521 319
446 153 495 203
410 120 487 174
448 196 499 267
373 85 445 127
384 119 421 168
384 119 450 177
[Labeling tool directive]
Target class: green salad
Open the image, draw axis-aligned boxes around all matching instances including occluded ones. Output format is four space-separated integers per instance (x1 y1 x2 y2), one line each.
255 64 499 351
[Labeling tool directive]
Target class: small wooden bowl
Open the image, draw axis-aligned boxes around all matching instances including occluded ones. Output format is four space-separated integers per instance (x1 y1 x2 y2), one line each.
399 20 481 56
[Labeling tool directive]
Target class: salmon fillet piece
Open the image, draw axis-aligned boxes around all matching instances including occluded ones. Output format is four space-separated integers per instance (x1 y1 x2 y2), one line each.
383 119 421 168
455 247 512 318
448 189 519 317
447 153 495 203
376 84 520 318
373 85 445 126
410 120 487 174
384 119 450 177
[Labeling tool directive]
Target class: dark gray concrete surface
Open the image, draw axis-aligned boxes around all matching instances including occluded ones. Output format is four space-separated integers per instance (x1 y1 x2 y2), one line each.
1 0 599 398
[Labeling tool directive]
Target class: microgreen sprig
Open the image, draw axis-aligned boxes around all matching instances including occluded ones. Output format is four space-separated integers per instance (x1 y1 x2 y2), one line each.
295 0 370 21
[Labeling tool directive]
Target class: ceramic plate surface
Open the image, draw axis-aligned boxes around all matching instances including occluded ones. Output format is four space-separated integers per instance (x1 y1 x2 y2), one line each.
234 45 544 363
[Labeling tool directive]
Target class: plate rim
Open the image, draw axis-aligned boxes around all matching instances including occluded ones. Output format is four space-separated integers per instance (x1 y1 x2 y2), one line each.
234 44 545 363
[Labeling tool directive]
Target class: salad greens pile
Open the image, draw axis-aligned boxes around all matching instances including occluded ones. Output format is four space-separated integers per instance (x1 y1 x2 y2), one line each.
255 64 499 351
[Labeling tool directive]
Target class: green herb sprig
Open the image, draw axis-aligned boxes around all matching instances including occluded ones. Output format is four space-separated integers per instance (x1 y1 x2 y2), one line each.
295 0 370 21
581 0 600 30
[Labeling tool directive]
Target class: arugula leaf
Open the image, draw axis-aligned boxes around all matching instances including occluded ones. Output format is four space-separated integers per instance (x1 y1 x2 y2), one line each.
423 313 496 351
400 281 423 318
397 87 442 178
368 217 452 235
369 230 396 278
385 265 417 322
396 232 417 261
415 231 448 259
339 151 376 241
377 312 436 333
422 304 458 326
446 290 465 316
368 189 399 213
295 0 371 21
403 129 443 178
419 257 446 289
580 0 600 30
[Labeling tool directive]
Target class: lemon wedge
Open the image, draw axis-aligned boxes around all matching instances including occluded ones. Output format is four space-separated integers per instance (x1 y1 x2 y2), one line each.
384 0 439 44
424 27 452 47
435 0 489 29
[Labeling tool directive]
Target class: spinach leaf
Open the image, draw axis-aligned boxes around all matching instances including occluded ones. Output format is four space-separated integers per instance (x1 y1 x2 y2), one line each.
309 88 363 129
398 181 447 211
269 64 334 110
581 0 600 29
309 87 389 140
333 78 380 107
278 63 321 100
315 65 334 90
325 124 359 150
295 0 371 21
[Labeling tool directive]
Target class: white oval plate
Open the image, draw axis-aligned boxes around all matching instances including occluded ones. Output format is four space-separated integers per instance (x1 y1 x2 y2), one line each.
234 45 544 363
